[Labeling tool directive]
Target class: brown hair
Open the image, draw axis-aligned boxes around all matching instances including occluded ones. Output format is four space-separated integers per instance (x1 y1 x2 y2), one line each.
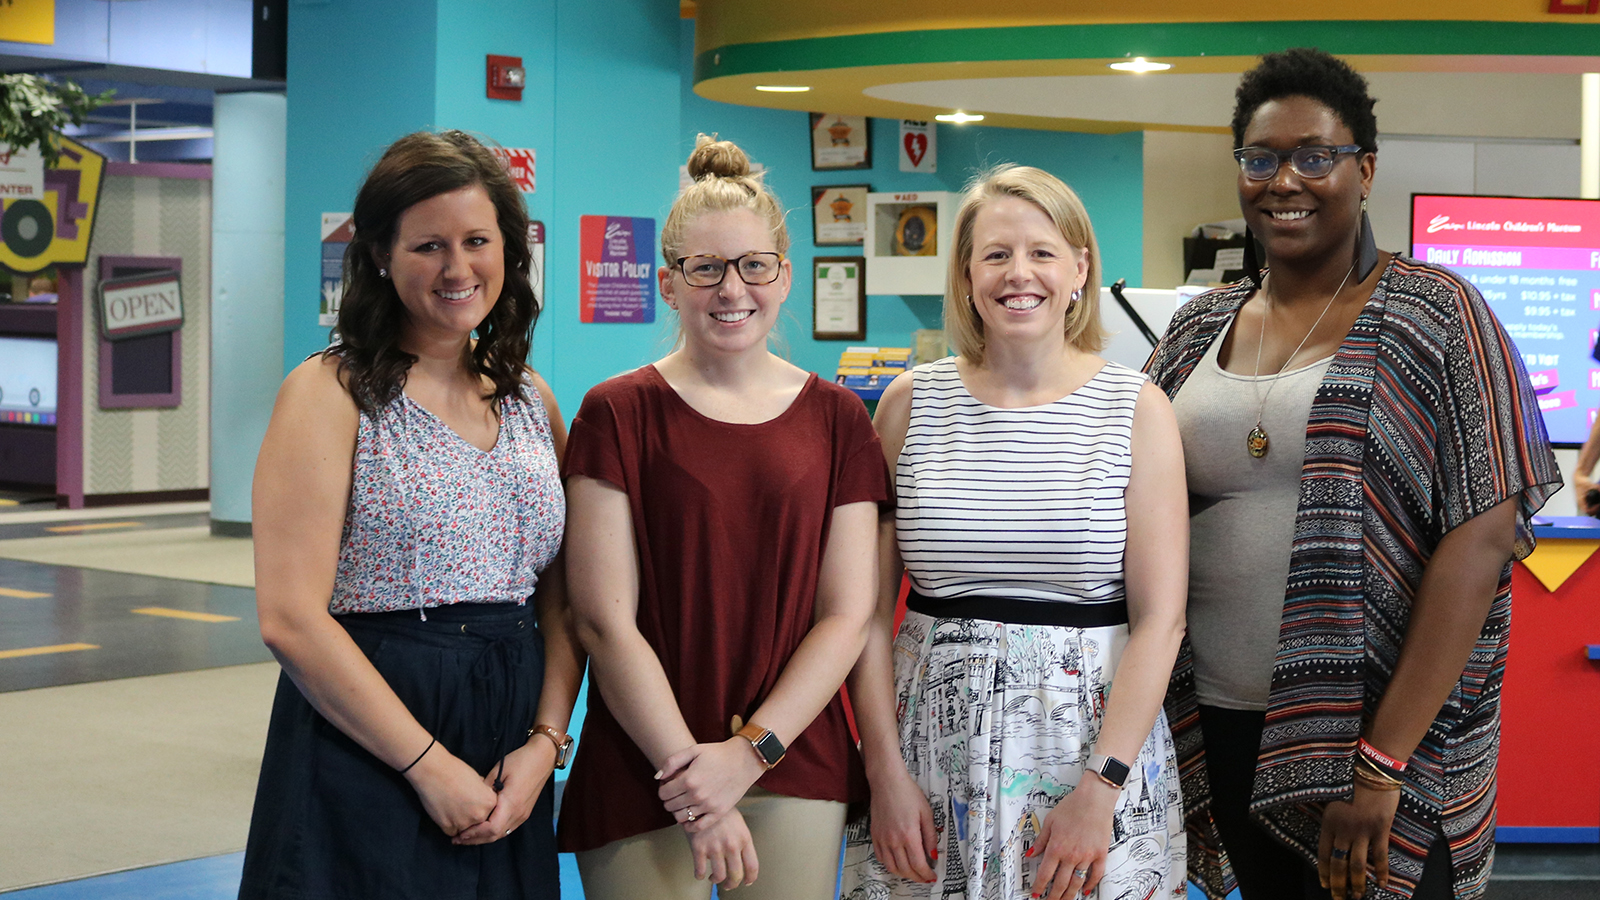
943 164 1105 364
324 130 537 414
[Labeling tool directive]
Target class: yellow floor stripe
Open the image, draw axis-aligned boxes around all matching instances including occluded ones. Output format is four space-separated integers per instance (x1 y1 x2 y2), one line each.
0 586 51 599
0 642 99 660
0 498 18 506
43 521 142 534
131 606 241 624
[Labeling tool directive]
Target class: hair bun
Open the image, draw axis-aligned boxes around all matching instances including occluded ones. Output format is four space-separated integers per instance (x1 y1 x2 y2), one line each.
686 133 751 181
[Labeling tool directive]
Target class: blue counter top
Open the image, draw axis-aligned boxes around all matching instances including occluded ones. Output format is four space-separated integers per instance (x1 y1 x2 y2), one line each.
1531 516 1600 540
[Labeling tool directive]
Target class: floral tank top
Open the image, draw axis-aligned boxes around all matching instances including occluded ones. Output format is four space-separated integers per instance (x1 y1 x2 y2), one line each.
329 383 564 615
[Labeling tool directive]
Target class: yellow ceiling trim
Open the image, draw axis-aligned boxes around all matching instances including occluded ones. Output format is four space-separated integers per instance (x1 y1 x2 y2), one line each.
696 1 1596 50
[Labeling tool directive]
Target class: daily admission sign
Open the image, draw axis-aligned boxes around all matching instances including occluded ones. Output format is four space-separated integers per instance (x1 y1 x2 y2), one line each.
98 270 183 340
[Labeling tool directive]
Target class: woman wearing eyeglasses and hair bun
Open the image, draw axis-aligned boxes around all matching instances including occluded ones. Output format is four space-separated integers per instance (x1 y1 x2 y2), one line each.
1145 48 1560 900
557 133 887 900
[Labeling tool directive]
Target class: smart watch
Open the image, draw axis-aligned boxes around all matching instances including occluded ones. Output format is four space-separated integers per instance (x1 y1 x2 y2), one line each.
1086 752 1130 789
735 722 787 770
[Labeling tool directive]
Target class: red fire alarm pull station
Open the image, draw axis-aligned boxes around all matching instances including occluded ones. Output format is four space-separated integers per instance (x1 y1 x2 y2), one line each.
487 55 525 101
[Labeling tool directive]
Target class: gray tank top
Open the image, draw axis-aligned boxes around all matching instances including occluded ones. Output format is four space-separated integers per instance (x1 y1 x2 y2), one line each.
1170 329 1332 711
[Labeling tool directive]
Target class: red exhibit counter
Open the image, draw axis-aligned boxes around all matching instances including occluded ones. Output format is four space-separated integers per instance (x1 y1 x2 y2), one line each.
1499 516 1600 843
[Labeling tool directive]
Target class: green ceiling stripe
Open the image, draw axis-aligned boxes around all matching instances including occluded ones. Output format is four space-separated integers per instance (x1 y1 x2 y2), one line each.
694 20 1600 83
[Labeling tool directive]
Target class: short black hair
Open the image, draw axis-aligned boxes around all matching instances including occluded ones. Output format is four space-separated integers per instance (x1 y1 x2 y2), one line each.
1231 47 1378 153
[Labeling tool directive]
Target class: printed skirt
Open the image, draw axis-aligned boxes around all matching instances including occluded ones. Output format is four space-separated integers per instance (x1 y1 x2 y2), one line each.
841 610 1187 900
238 602 558 900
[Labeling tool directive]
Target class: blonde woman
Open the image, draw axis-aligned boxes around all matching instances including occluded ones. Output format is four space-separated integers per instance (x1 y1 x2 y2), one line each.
842 165 1189 900
557 135 888 900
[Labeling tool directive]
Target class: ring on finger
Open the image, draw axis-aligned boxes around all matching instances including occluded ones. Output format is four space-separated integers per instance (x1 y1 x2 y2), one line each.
1330 847 1350 861
685 806 698 822
1073 868 1089 879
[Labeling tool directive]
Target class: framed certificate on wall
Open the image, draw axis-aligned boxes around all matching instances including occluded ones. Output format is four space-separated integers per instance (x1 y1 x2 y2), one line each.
810 114 871 170
813 256 866 341
811 184 869 246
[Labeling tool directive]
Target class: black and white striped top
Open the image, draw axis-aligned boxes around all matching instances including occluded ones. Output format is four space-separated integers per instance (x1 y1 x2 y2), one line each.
897 356 1145 606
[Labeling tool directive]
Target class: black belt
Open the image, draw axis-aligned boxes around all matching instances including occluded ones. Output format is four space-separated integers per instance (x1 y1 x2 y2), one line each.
906 586 1128 628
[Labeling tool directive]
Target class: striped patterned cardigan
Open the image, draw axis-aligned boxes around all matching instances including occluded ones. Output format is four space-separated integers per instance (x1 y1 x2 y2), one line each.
1145 256 1561 900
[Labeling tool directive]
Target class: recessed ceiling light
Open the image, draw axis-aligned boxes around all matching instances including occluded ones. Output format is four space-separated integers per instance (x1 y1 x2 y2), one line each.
1109 57 1172 73
755 85 810 92
935 112 984 123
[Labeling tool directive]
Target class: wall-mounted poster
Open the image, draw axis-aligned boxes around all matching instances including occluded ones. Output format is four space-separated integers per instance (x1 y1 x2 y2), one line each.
579 215 656 324
812 184 869 247
491 147 536 193
528 220 545 310
319 212 353 327
810 114 870 171
899 120 937 173
814 256 866 341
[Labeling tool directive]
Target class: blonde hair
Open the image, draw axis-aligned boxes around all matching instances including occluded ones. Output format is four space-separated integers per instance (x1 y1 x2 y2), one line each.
660 134 789 264
943 165 1106 364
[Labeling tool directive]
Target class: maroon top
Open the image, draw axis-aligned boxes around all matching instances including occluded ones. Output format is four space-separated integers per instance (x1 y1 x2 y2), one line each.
556 366 889 852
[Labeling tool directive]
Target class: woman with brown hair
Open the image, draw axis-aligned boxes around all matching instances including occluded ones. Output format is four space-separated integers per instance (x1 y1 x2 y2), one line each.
239 130 584 899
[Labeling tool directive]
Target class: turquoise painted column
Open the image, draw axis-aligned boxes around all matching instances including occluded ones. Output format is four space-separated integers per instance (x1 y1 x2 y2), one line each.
210 91 287 535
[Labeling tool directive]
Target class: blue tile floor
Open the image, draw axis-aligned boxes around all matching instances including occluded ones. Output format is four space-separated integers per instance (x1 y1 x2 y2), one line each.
0 852 1219 899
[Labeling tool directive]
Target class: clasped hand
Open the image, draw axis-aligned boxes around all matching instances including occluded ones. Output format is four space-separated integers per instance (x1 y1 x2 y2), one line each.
656 739 768 889
656 738 766 832
405 739 557 845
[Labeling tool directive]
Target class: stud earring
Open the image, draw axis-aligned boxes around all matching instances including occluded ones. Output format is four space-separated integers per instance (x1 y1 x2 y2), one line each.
1070 288 1082 303
379 268 388 278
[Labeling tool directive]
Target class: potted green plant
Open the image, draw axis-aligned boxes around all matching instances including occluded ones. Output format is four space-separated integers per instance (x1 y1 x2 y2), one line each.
0 73 113 165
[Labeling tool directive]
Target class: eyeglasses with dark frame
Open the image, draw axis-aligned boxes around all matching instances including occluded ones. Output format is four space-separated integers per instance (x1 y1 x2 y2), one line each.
1233 145 1364 182
674 252 786 287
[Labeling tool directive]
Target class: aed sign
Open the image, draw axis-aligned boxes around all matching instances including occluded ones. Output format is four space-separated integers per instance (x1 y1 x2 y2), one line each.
98 270 184 340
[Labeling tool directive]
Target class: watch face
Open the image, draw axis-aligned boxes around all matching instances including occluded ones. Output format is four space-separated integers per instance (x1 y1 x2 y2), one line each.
754 732 785 767
1101 757 1131 786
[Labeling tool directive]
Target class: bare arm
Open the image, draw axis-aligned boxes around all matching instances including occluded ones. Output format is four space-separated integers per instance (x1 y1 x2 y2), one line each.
1574 415 1600 515
454 372 588 844
253 357 495 836
1317 497 1517 899
1035 380 1189 900
843 372 940 883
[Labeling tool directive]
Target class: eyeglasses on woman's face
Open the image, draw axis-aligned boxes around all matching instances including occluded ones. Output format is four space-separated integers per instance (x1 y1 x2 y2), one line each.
1233 145 1363 182
675 252 785 287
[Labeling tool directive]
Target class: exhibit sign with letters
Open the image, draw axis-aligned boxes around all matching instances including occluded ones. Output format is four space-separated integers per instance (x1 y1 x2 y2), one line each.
580 215 656 324
0 135 104 273
98 269 183 341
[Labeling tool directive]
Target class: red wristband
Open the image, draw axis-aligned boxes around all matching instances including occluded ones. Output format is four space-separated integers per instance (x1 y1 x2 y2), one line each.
1358 738 1407 774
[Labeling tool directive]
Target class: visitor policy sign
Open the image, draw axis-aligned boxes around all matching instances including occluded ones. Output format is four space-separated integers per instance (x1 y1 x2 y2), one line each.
98 269 184 340
580 215 655 323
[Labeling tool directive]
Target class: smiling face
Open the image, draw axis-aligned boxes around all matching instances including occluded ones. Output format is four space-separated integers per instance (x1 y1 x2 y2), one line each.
386 183 504 345
966 195 1088 350
659 207 791 357
1238 95 1374 270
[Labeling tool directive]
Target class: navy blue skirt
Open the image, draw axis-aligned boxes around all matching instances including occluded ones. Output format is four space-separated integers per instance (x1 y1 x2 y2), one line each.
238 603 558 900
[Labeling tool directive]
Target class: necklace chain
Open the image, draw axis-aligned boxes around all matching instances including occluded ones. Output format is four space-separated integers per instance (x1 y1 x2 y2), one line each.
1246 263 1355 458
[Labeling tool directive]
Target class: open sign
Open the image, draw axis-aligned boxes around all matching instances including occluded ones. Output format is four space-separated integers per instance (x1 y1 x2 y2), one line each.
98 270 184 340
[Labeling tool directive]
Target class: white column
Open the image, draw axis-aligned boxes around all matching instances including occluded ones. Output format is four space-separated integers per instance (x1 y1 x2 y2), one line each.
209 92 286 535
1582 73 1598 200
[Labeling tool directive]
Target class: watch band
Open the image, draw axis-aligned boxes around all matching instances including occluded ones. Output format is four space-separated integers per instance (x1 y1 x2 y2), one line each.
529 724 573 769
735 722 787 770
1086 752 1130 789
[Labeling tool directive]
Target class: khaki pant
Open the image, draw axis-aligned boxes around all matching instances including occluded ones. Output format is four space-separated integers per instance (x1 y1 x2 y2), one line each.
576 787 846 900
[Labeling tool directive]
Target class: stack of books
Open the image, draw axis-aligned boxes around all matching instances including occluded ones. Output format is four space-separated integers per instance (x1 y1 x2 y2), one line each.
835 346 911 401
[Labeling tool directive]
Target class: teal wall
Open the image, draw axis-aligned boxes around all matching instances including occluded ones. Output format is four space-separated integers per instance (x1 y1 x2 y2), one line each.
673 21 1143 382
282 8 1142 419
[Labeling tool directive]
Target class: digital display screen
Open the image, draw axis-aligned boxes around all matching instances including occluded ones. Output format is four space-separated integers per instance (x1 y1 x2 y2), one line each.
1410 194 1600 446
0 335 58 425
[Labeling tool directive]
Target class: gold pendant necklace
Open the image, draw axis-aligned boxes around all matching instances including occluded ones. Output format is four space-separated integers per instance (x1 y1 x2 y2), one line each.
1248 264 1354 458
